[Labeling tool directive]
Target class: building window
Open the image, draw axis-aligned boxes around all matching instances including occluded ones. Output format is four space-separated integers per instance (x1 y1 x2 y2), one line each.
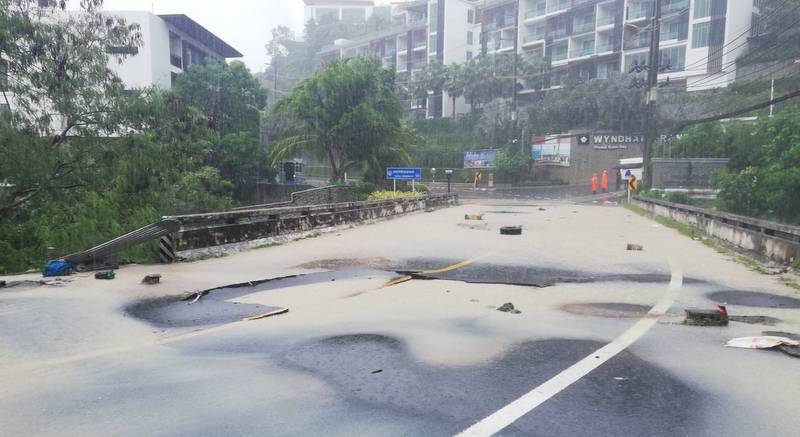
659 45 686 71
694 0 712 18
466 51 473 61
0 60 7 92
692 22 710 47
468 9 475 24
467 31 473 45
624 51 649 72
105 46 139 55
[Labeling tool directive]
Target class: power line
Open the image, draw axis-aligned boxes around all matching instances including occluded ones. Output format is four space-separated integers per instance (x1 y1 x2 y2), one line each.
686 1 800 88
687 17 800 90
680 0 792 73
670 88 800 135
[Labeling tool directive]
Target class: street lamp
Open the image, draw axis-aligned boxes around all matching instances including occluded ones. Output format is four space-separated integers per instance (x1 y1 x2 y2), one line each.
431 167 437 184
445 169 453 194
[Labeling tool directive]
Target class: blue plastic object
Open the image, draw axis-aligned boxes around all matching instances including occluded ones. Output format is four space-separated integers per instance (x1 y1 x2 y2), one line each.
43 260 74 277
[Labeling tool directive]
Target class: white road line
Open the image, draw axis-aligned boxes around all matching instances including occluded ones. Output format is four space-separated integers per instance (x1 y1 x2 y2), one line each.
455 268 684 437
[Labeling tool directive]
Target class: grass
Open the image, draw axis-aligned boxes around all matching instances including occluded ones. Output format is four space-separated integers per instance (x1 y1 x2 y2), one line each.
623 202 791 281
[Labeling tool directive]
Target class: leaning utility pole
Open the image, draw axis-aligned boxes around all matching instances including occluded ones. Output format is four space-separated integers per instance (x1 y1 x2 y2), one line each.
511 0 520 153
642 0 662 190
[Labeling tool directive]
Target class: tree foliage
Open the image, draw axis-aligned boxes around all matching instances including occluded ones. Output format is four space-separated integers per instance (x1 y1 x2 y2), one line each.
715 106 800 223
269 57 412 183
172 61 267 136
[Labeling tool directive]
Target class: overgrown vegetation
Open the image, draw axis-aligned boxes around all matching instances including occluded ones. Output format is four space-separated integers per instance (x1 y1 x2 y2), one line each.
0 1 270 273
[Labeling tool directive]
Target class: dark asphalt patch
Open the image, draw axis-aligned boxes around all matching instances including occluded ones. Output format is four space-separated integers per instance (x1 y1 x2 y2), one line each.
125 270 379 328
485 210 531 214
729 315 782 326
707 290 800 308
561 302 650 318
281 334 703 436
394 259 691 288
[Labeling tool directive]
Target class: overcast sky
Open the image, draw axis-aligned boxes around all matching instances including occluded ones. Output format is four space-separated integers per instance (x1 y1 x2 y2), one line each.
83 0 309 73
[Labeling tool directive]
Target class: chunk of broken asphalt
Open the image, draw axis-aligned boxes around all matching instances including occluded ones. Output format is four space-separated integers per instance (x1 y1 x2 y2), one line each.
497 302 521 314
626 244 644 251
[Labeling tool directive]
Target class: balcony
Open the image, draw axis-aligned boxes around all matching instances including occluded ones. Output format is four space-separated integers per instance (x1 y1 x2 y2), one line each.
524 3 546 19
170 54 182 69
571 46 594 58
660 29 679 41
627 3 653 21
597 14 616 26
548 27 570 39
572 20 595 34
523 31 545 44
546 0 570 14
551 48 568 62
413 40 427 50
595 42 615 53
662 0 689 14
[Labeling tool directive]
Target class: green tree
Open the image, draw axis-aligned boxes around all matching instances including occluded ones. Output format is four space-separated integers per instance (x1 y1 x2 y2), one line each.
716 106 800 223
0 0 142 139
269 57 412 183
0 0 142 214
494 149 530 184
172 61 267 136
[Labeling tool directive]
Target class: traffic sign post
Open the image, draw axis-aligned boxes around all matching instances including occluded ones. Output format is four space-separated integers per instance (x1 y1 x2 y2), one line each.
386 167 422 193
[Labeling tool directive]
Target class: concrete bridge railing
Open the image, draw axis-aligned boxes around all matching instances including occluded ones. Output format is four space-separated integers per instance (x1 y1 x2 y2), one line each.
632 196 800 265
166 194 458 256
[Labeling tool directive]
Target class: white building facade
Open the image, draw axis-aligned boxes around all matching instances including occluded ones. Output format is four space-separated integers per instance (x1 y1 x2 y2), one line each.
321 0 758 119
1 11 241 119
304 0 376 24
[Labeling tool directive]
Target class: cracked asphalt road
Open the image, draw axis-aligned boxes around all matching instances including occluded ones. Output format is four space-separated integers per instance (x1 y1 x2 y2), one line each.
1 199 799 436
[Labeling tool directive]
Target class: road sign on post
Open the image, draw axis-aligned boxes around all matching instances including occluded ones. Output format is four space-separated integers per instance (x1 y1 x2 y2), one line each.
386 167 422 193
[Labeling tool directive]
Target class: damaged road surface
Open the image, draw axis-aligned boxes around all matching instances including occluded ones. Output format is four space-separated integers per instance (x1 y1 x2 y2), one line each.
2 200 800 437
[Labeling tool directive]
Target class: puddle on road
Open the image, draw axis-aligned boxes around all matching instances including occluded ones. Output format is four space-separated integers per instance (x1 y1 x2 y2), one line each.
707 290 800 309
125 270 375 328
282 333 702 436
561 303 650 318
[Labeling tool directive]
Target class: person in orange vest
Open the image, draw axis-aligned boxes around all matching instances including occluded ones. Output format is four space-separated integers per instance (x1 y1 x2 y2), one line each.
601 169 609 193
591 172 599 194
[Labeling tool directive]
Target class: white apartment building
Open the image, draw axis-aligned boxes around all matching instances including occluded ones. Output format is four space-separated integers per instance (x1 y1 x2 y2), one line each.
320 0 758 118
304 0 376 24
109 12 243 89
1 11 241 124
321 0 481 118
498 0 756 92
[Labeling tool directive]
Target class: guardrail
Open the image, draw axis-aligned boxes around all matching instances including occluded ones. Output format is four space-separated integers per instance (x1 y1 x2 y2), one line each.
632 196 800 264
59 194 458 268
167 194 458 256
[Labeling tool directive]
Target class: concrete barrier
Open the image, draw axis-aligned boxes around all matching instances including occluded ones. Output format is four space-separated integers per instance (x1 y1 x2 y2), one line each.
632 196 800 265
166 194 458 257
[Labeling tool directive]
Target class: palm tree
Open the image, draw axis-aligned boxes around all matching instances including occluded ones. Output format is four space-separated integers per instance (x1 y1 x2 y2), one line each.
269 57 412 183
443 63 465 118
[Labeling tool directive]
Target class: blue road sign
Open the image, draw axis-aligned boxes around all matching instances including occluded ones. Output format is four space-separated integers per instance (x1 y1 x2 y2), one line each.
386 167 422 180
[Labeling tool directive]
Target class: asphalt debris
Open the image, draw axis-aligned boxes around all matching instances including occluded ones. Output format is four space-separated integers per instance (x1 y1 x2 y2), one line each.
626 244 644 251
497 302 521 314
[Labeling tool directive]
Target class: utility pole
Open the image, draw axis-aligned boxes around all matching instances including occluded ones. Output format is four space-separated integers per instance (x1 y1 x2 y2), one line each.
642 0 662 190
273 57 279 104
511 0 520 153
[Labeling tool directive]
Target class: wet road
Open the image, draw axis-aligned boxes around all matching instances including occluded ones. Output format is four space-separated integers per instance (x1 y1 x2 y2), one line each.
1 198 799 436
